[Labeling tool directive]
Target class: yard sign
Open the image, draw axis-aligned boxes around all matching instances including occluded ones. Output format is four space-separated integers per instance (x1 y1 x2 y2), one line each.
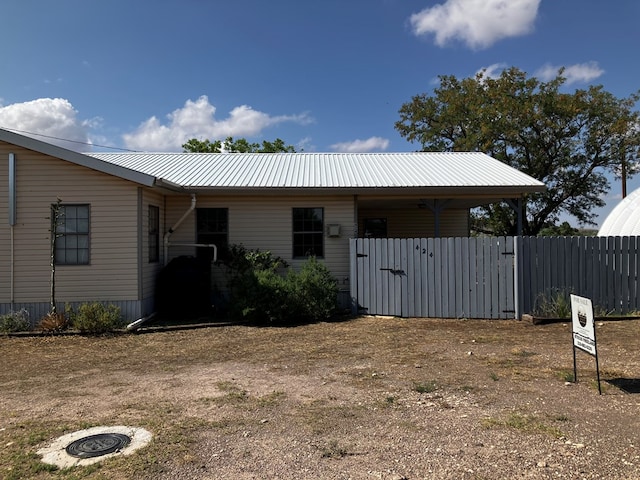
570 294 601 394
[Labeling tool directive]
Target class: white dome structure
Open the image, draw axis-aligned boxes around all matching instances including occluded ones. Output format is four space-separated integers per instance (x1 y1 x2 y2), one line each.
598 187 640 236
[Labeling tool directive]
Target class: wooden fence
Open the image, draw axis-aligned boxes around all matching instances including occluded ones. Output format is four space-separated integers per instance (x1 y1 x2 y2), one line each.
350 236 640 319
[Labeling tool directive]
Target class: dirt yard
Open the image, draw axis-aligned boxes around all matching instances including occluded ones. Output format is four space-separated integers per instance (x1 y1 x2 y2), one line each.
2 316 640 479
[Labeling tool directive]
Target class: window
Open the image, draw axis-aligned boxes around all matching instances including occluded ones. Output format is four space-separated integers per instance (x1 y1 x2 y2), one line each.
293 207 324 258
196 208 228 262
364 218 387 238
149 205 160 263
54 204 90 265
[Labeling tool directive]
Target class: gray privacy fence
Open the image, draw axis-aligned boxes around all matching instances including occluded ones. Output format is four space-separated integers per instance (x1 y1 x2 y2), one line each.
350 236 640 319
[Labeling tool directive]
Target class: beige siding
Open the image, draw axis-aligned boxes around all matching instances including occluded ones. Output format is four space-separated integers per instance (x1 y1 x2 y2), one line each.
141 188 165 313
0 143 141 305
358 207 469 238
165 194 357 288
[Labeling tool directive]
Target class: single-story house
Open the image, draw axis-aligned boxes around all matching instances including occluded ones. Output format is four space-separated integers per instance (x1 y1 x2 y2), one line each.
0 128 545 322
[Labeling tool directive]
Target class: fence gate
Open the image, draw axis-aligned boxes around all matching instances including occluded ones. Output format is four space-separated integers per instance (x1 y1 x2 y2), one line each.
350 237 516 319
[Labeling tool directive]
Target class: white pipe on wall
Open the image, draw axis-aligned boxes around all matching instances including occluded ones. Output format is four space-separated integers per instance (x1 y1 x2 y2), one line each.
163 194 196 265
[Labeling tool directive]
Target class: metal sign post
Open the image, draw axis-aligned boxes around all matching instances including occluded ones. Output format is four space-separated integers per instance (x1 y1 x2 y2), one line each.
570 294 601 395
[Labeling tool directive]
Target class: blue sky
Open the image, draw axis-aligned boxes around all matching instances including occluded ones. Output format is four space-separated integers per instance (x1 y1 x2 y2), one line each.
1 0 638 226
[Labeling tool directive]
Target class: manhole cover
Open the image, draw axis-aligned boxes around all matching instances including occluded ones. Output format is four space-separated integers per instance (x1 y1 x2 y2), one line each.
65 433 131 458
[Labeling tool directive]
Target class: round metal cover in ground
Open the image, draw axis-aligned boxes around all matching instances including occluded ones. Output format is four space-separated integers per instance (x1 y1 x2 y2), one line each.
65 433 131 458
38 426 152 468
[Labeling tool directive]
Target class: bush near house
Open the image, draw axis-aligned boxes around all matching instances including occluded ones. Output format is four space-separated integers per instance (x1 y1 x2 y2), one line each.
224 245 338 326
67 302 124 334
0 309 31 333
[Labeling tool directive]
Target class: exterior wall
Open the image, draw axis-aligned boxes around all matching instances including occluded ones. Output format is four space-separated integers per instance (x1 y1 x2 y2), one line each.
165 194 357 296
140 188 165 316
357 206 470 238
0 142 143 321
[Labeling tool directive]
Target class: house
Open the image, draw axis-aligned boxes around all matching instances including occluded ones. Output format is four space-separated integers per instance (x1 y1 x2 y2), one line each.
0 128 545 322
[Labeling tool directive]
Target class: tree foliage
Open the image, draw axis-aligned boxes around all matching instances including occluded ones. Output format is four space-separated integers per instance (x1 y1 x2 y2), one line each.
395 67 640 235
182 136 296 153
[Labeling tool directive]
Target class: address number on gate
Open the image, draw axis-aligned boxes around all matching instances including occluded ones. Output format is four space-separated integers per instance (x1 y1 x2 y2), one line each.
416 245 426 254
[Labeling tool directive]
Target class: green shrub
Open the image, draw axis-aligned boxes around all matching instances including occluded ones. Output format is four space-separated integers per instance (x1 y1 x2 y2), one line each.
224 247 338 326
0 309 31 333
293 256 339 322
68 302 123 334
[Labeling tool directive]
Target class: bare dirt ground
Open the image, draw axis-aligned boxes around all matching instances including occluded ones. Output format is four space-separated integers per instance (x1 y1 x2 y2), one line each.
2 316 640 479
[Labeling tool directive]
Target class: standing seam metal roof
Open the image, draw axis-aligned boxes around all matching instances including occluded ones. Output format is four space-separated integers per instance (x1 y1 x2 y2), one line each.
86 152 545 190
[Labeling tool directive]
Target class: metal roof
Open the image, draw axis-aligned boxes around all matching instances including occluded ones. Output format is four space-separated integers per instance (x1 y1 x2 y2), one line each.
0 128 156 187
87 151 545 192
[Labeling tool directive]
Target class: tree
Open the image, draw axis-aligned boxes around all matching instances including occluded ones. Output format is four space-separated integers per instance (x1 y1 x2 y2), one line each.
395 67 640 235
182 136 296 153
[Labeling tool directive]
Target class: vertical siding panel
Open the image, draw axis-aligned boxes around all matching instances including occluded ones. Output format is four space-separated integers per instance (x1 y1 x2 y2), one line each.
461 237 470 318
468 237 478 317
401 239 411 317
420 238 429 317
427 238 436 317
453 237 463 318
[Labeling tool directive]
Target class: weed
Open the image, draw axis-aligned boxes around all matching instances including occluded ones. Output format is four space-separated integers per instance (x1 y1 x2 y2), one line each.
320 440 351 459
557 370 575 382
413 381 437 393
534 288 572 318
489 372 499 381
215 381 249 403
511 347 536 357
482 412 564 437
38 311 68 333
258 390 286 406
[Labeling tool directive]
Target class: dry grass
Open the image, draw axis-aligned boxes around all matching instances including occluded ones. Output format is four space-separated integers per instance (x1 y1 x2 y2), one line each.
2 316 640 479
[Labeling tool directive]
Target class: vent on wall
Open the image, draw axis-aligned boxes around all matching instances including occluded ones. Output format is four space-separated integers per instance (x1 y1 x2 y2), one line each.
327 224 341 237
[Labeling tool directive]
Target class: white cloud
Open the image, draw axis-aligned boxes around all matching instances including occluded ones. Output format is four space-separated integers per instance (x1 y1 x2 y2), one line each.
410 0 541 50
477 63 508 79
330 136 390 153
535 61 605 85
123 95 314 151
0 98 93 151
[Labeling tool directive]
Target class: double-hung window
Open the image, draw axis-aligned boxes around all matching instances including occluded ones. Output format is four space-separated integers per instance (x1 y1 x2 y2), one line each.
293 207 324 258
196 208 228 262
54 204 90 265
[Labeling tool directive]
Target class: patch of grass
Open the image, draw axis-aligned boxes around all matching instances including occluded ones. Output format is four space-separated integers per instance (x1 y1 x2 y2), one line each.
258 390 286 406
510 347 537 357
556 369 575 382
482 412 564 438
319 439 352 459
413 381 437 394
215 381 249 403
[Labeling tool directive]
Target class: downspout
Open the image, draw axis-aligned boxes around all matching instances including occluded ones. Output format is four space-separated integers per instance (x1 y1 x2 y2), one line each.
9 153 16 310
163 194 196 266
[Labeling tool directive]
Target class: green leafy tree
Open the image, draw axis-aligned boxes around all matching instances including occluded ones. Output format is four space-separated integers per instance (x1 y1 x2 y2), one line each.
182 136 296 153
395 67 640 235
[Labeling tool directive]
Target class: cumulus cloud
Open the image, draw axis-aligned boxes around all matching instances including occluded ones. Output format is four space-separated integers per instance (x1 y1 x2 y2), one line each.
535 61 605 85
123 95 314 151
0 98 93 151
410 0 541 49
330 136 390 153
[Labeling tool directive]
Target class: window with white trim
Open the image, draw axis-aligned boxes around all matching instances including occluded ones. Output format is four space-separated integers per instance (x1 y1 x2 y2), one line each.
293 207 324 258
54 204 90 265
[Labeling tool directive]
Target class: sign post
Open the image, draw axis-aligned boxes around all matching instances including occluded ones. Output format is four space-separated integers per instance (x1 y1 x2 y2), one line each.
570 294 601 394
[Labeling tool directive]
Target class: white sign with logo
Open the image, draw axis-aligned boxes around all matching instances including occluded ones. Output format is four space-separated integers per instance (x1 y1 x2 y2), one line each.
570 294 596 356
